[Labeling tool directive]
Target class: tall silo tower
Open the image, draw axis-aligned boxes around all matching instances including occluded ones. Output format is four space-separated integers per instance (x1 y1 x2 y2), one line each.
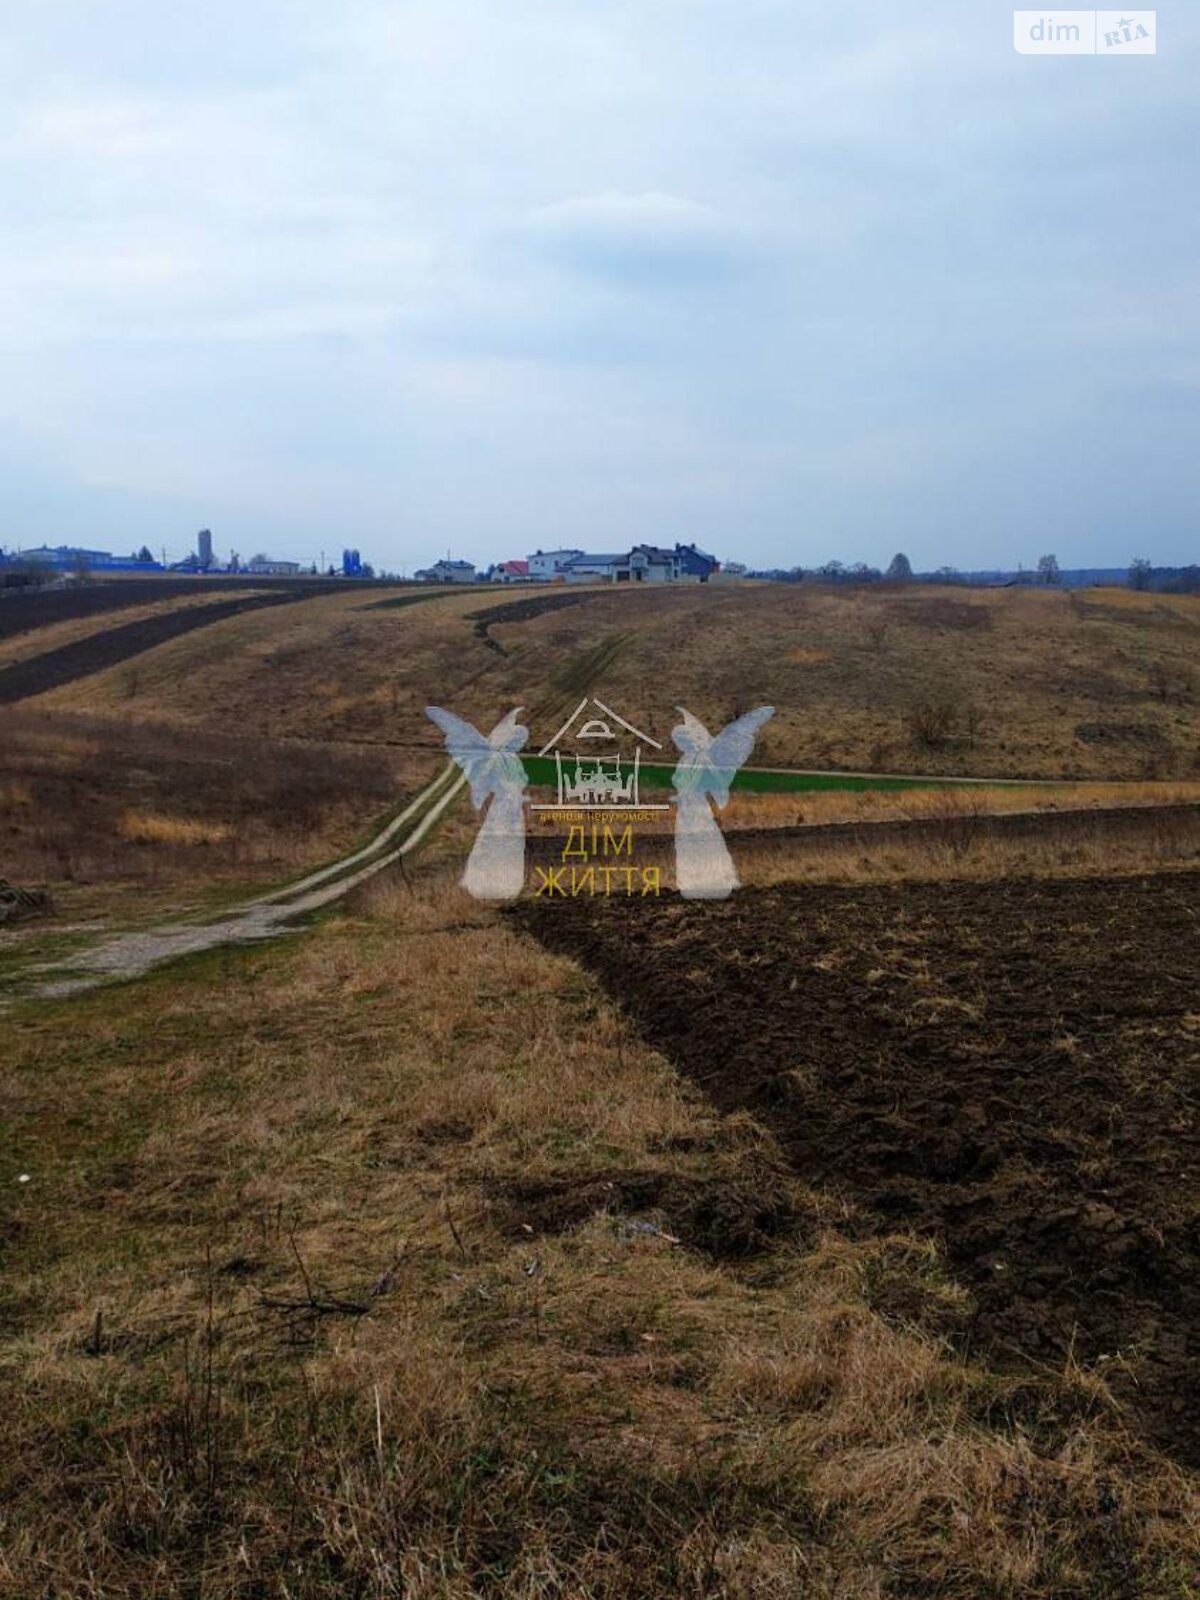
197 528 213 569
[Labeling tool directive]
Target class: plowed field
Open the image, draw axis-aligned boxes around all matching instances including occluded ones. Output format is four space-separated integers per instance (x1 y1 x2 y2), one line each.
516 871 1200 1464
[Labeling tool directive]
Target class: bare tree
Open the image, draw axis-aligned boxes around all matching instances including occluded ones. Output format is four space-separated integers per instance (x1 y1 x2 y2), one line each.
1036 553 1061 585
904 699 958 748
1128 557 1153 591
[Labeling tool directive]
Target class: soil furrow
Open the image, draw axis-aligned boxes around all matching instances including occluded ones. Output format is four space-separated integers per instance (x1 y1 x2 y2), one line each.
513 870 1200 1465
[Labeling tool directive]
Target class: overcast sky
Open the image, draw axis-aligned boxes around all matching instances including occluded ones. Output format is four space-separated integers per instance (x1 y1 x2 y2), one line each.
1 2 1196 572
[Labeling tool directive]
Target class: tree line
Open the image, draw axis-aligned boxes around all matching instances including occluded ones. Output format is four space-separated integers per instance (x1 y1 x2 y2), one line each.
751 552 1200 592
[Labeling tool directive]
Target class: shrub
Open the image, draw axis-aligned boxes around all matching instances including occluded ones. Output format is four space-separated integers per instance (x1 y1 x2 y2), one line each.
904 700 958 749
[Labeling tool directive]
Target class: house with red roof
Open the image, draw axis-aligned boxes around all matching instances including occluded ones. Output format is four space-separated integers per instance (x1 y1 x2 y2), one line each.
492 559 533 583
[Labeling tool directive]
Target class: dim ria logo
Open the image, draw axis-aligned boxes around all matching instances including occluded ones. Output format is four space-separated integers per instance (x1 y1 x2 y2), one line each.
426 698 773 901
1013 11 1156 53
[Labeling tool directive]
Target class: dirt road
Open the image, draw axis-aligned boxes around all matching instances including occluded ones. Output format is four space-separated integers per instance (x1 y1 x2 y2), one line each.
4 762 464 1003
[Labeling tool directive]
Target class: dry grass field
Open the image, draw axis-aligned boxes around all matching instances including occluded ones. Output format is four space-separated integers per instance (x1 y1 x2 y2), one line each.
0 583 451 915
0 707 436 920
2 579 1198 1596
2 862 1196 1598
718 779 1200 831
5 578 1195 923
524 798 1200 894
16 581 1196 780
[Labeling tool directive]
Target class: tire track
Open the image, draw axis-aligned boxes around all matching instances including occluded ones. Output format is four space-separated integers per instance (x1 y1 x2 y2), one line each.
3 762 464 1003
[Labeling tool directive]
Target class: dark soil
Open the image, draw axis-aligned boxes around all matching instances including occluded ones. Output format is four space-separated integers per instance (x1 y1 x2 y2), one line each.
0 576 351 644
0 578 233 641
0 591 332 703
362 589 460 612
513 871 1200 1465
466 592 594 629
484 1151 814 1261
466 591 595 654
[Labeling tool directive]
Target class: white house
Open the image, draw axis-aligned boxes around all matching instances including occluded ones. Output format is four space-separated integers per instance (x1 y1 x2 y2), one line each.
562 546 684 583
527 548 583 580
415 558 477 583
246 554 302 575
614 545 682 582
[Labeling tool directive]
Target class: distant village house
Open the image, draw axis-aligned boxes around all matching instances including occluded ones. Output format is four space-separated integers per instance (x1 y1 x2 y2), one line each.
415 558 477 584
560 543 719 584
491 559 532 583
528 548 583 579
245 554 302 576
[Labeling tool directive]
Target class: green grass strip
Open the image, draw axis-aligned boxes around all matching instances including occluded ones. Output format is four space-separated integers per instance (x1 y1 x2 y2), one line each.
518 755 1042 795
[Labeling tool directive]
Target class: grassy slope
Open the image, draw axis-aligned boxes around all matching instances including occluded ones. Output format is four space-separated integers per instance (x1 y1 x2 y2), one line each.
3 586 1198 1594
0 708 438 920
4 582 1197 929
24 582 1199 781
2 858 1195 1598
0 587 454 914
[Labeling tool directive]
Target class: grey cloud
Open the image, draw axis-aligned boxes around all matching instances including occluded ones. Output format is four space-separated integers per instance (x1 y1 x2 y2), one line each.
0 0 1197 572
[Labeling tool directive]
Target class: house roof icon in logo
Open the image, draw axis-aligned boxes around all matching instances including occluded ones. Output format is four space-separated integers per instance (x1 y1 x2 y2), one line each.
532 697 669 811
